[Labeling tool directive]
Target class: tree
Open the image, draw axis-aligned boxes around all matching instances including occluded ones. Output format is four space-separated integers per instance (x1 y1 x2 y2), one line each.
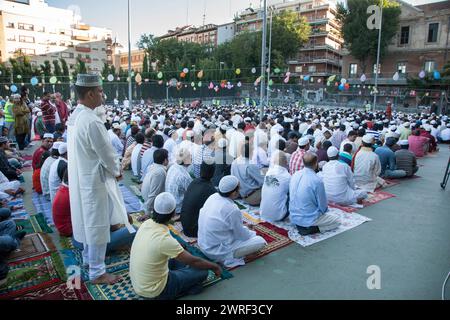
143 53 149 74
337 0 401 74
40 60 53 77
72 58 87 78
53 60 63 77
60 59 70 77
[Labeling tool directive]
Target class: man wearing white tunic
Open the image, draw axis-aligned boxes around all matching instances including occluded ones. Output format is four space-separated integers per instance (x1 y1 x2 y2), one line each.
198 176 267 268
320 147 367 206
353 135 384 193
48 143 68 205
260 151 291 222
68 74 134 285
0 171 22 200
40 142 61 201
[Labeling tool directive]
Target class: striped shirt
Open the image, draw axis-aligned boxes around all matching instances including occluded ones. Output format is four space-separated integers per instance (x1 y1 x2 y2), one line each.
140 142 152 157
40 100 56 125
289 148 307 175
395 149 417 176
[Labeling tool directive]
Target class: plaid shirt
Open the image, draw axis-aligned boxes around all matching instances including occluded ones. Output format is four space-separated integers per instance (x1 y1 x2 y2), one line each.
289 148 307 175
192 145 215 179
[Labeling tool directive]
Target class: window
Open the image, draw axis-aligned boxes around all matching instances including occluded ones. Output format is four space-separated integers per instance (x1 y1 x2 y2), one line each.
400 26 410 45
424 61 435 73
397 62 406 74
7 22 15 28
18 23 34 31
373 64 381 74
349 63 358 76
37 26 45 32
295 66 303 73
308 65 316 73
7 35 16 41
19 35 35 43
427 23 438 43
17 48 35 55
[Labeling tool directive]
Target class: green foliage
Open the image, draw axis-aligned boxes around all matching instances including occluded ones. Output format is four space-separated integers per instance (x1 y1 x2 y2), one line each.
60 59 70 77
337 0 401 73
53 60 62 77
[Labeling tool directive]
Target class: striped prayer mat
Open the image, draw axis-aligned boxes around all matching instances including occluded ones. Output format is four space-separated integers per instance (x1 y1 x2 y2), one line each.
15 213 53 234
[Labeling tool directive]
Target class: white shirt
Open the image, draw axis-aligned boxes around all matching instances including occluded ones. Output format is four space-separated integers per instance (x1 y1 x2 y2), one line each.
141 146 159 179
260 165 291 222
131 144 143 177
52 102 61 125
320 160 360 205
441 128 450 141
165 164 192 214
268 133 286 158
228 130 245 159
198 193 257 263
163 138 178 164
109 130 124 157
40 157 57 197
48 157 67 203
354 148 382 193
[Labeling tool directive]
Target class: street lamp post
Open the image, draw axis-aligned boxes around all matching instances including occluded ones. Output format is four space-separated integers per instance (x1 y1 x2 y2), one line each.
266 6 274 108
259 0 267 121
127 0 133 109
373 2 383 112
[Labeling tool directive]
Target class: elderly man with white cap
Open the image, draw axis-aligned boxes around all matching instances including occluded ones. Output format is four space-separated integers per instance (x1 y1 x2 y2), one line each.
48 142 68 205
198 176 267 268
353 134 384 192
320 147 368 206
130 192 222 300
68 74 134 285
289 136 310 175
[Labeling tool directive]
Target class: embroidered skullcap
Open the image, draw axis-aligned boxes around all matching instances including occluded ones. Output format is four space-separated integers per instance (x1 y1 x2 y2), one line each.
154 192 176 215
75 74 102 87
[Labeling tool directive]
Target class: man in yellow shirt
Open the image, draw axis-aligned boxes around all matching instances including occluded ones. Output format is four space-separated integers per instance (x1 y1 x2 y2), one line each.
129 192 222 300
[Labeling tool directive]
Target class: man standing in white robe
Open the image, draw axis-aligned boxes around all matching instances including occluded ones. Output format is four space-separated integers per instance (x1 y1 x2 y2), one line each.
68 74 134 285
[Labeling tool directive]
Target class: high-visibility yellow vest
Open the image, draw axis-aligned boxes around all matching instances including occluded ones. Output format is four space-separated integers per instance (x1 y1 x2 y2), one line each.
4 101 14 123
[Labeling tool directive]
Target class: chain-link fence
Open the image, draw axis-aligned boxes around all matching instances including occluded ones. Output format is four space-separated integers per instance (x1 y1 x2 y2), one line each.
1 81 448 114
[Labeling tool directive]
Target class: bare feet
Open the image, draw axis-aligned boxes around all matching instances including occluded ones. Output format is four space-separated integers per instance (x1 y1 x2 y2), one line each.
91 273 123 285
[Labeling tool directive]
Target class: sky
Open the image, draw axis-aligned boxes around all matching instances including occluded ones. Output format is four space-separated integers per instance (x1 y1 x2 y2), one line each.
47 0 445 49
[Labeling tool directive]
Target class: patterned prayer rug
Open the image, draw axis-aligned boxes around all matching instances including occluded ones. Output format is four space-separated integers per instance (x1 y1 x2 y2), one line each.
252 208 372 248
379 179 401 189
14 282 92 300
15 213 53 234
8 197 30 221
60 249 130 282
59 236 75 250
7 233 55 263
168 221 198 244
119 184 144 213
0 253 66 300
31 192 53 224
245 222 293 264
328 191 396 213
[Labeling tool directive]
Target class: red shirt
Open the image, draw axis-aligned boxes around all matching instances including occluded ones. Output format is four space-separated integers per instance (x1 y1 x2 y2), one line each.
52 184 72 237
32 147 46 171
56 100 69 124
408 135 429 158
420 131 437 152
32 168 42 194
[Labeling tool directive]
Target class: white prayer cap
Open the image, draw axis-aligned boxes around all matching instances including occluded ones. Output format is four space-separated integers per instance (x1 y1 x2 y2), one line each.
362 134 374 144
58 143 67 155
430 120 437 125
43 133 54 139
219 176 239 194
298 137 310 147
352 123 359 129
37 112 43 117
75 74 102 87
154 192 176 215
313 119 320 125
389 125 397 131
220 124 228 131
398 140 409 146
112 123 121 130
244 117 252 122
446 123 450 128
404 122 411 127
218 138 228 149
52 141 62 150
327 146 339 158
276 125 284 133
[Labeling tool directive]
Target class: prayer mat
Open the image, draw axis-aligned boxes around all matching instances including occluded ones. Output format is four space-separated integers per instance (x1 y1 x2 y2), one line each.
242 211 262 225
168 221 198 244
262 208 372 248
60 249 130 282
380 179 401 189
131 177 142 185
0 252 66 300
129 185 143 198
244 222 293 264
31 192 53 225
7 233 56 263
59 236 75 250
362 191 396 208
15 213 53 234
8 197 30 221
119 184 143 213
14 282 92 300
131 212 146 228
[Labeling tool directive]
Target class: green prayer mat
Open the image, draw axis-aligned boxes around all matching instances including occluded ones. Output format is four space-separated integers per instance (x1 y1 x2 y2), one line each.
15 213 53 234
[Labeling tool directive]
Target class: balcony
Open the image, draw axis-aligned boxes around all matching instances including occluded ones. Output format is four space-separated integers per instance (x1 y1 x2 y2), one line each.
72 35 90 41
347 73 409 85
74 24 90 31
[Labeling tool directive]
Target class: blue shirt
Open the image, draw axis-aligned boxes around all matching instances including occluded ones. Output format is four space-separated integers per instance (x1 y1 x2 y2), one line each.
141 146 159 180
289 168 328 227
375 146 396 176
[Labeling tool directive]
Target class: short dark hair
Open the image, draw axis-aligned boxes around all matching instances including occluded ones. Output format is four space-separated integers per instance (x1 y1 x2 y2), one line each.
153 148 169 165
135 132 145 144
322 140 332 151
51 148 60 158
152 211 174 224
358 128 366 137
343 143 353 153
238 122 245 130
200 162 215 180
276 139 286 151
348 130 357 137
152 134 164 148
75 85 96 100
131 125 140 136
188 121 195 129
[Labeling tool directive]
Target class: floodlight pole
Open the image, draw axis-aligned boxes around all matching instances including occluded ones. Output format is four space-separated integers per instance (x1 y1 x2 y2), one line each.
259 0 267 121
128 0 133 109
373 2 383 112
